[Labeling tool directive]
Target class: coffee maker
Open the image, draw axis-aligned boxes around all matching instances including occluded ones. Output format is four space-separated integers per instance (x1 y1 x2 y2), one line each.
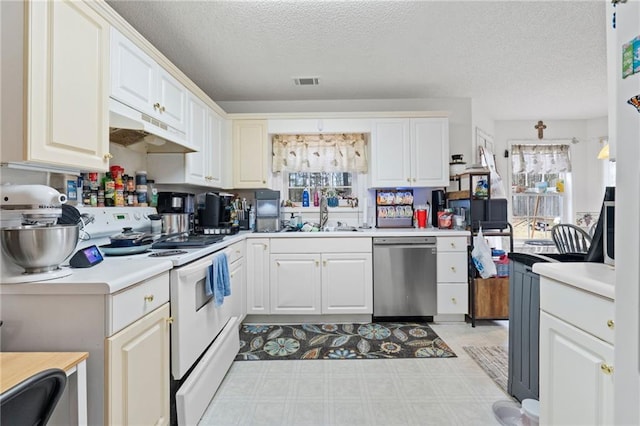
196 192 236 234
431 189 446 228
157 192 195 233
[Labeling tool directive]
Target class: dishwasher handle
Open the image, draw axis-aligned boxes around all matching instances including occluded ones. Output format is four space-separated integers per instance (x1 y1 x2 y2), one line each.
373 236 437 246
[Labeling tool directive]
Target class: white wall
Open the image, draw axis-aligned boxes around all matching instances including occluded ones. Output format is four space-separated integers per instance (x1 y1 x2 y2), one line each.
494 118 607 225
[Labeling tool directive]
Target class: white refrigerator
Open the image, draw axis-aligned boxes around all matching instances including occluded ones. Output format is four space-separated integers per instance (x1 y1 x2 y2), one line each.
607 1 640 424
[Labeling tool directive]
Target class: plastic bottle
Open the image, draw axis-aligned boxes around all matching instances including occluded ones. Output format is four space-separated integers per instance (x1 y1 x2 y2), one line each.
302 187 310 207
313 188 320 207
249 207 255 231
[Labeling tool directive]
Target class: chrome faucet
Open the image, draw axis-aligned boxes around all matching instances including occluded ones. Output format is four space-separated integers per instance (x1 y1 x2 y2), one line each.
319 194 329 230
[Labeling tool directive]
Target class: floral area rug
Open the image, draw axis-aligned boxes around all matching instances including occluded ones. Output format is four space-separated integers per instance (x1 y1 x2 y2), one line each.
235 322 456 360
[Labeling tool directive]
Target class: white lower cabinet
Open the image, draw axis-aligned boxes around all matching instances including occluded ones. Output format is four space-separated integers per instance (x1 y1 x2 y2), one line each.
246 238 271 314
539 275 615 425
270 254 322 314
322 253 373 314
106 303 170 426
436 236 468 315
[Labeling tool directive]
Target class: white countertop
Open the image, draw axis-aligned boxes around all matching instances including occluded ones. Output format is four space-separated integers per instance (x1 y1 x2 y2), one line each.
1 228 468 295
532 262 615 300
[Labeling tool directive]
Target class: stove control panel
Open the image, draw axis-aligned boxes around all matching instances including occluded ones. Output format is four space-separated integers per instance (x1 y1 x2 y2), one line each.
77 206 157 238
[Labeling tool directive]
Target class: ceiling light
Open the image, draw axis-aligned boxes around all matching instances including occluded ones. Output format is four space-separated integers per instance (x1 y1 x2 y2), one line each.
294 77 319 86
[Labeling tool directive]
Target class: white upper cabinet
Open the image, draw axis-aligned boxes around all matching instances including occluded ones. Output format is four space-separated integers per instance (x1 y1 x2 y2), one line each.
185 93 208 184
233 120 270 188
370 117 449 188
267 118 372 134
207 109 224 188
1 0 111 171
110 28 186 132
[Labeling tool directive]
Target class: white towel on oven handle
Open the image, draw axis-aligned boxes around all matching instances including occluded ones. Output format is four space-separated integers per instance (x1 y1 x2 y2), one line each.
205 252 231 306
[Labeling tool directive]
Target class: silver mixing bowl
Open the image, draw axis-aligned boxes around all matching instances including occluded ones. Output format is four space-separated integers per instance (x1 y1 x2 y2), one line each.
1 224 79 273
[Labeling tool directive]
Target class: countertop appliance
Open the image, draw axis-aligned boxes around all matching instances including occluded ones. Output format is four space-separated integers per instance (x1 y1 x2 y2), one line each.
195 192 235 235
254 189 280 232
372 236 437 319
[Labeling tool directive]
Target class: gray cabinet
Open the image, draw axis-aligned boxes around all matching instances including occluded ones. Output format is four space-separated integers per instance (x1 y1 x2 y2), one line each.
508 259 540 402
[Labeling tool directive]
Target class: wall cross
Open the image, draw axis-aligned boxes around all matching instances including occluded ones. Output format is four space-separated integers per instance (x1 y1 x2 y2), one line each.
535 120 547 139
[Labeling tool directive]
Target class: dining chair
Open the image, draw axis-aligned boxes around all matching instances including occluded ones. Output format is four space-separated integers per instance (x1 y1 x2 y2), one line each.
0 368 67 426
551 223 593 254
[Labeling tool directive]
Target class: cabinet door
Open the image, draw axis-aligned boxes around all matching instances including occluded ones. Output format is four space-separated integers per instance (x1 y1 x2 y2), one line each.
540 311 614 425
246 239 270 314
28 0 110 170
370 119 412 187
411 118 449 187
185 93 208 185
270 254 321 314
228 258 245 320
233 120 269 188
207 109 224 187
110 27 156 118
321 253 372 314
157 67 186 131
107 303 170 426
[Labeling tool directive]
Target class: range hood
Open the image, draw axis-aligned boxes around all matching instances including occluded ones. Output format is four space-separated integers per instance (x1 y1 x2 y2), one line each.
109 98 198 153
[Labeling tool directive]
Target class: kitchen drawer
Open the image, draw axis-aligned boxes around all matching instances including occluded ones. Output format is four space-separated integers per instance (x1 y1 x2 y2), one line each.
437 252 467 283
540 277 615 345
109 272 170 335
437 283 468 314
222 241 244 264
437 237 468 252
269 237 371 254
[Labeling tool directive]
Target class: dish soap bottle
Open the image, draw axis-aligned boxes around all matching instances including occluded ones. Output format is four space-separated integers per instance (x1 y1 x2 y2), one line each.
313 187 320 207
302 186 310 207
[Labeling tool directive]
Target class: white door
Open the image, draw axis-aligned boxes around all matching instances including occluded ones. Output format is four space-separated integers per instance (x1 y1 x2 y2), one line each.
107 303 170 426
110 27 156 117
185 93 208 185
207 110 224 187
246 239 270 314
370 119 412 187
28 0 110 170
157 68 186 131
270 254 321 314
321 253 372 314
411 118 449 187
540 311 614 425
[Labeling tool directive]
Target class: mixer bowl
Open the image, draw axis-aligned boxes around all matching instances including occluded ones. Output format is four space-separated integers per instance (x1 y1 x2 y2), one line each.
1 224 79 273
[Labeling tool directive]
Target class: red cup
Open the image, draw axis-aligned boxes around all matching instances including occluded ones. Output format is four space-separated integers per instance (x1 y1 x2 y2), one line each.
416 209 427 228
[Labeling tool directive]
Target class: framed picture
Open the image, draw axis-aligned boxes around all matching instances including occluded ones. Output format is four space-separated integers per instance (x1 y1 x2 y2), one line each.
475 127 494 164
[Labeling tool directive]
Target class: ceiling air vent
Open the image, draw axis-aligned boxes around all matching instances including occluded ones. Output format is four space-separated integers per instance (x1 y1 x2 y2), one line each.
294 77 319 86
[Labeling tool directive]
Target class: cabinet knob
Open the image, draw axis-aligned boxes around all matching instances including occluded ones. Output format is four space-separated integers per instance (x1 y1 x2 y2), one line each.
276 261 280 267
153 102 160 110
160 105 166 112
144 295 154 302
323 260 327 267
236 250 241 254
450 242 456 248
262 244 268 250
315 261 320 267
600 363 614 375
451 297 457 304
103 152 113 160
407 178 411 182
450 266 456 272
413 178 417 182
262 180 266 184
607 319 615 330
166 317 174 325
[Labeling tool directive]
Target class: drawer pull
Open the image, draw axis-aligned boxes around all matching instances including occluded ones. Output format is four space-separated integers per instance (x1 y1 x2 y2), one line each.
450 266 456 272
451 297 457 304
450 242 456 248
600 363 614 375
166 317 174 325
236 250 241 254
144 295 154 303
276 261 280 267
153 102 160 110
607 319 615 330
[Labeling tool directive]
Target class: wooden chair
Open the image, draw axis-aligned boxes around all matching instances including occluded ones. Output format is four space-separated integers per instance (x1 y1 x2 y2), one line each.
551 223 592 254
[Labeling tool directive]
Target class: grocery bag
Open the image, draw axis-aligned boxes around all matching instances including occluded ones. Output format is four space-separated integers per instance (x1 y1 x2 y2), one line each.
471 227 497 278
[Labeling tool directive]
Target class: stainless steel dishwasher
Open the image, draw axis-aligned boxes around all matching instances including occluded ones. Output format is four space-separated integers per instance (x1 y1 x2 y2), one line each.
373 236 437 318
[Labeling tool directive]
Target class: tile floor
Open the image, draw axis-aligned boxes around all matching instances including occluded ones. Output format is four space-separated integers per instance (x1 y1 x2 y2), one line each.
199 321 510 426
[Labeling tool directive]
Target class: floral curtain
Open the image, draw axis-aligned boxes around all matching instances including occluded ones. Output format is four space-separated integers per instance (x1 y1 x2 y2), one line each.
272 133 368 173
511 144 572 174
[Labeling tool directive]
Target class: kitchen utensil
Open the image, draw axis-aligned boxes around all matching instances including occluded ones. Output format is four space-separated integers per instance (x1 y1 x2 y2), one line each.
148 250 188 257
109 227 154 247
148 214 162 235
99 243 152 256
161 213 191 235
1 224 79 273
57 204 82 225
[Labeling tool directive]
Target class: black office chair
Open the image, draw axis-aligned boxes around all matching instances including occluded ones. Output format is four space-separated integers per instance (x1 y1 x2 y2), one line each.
0 368 67 426
551 223 593 254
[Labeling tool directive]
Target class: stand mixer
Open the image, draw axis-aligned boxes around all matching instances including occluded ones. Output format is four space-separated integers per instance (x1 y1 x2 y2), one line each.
1 185 78 283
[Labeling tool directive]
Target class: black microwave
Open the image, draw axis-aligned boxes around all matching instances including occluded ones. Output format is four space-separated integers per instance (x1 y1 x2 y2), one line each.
603 201 614 266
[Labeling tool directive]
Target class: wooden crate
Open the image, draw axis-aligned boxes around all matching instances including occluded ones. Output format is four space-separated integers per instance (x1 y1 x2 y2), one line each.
473 277 509 319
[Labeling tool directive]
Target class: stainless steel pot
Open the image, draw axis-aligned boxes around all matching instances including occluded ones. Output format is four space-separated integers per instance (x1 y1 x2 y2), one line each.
1 224 79 273
161 213 190 235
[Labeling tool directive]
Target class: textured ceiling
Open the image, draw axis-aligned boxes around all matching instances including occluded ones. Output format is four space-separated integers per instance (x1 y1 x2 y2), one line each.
106 0 608 120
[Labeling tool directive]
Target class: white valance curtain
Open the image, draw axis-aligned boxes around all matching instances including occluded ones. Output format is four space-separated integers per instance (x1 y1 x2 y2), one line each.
511 144 572 174
272 134 368 173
